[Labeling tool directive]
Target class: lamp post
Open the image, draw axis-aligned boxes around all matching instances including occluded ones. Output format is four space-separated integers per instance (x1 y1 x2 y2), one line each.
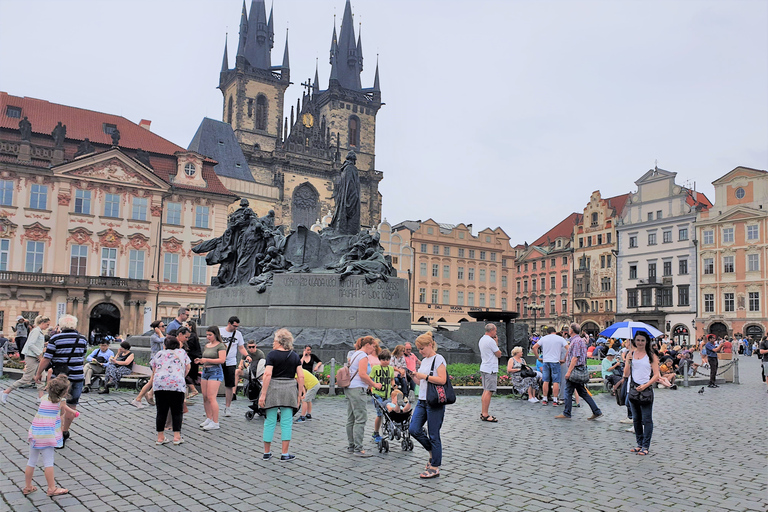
529 304 544 335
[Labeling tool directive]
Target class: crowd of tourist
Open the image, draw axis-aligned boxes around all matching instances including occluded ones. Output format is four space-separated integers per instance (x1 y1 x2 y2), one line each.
2 307 767 496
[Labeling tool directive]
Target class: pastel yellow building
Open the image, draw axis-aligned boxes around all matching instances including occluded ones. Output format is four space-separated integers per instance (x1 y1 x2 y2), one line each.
0 92 235 337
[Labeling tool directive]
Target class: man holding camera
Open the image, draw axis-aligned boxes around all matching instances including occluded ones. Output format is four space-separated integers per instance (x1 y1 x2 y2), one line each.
83 340 115 392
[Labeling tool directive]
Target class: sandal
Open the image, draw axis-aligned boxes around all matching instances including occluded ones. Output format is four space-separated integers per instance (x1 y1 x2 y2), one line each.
480 414 498 422
419 467 440 479
22 486 37 496
47 487 69 497
637 449 649 456
630 447 642 453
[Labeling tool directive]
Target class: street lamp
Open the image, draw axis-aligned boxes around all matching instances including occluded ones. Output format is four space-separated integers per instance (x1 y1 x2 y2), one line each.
529 304 544 335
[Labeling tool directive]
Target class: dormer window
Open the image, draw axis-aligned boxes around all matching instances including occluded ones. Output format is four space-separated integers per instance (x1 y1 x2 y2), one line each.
184 163 196 177
103 123 117 135
5 106 21 118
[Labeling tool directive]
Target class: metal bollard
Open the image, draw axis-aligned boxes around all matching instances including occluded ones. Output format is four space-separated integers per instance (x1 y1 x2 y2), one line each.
733 357 740 384
683 359 689 388
329 358 336 396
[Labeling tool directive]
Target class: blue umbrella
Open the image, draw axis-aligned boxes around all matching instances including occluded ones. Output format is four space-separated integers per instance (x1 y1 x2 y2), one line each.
599 321 663 340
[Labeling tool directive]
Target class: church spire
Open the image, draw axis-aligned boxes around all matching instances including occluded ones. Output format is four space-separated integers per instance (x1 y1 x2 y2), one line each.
313 60 320 92
373 56 380 92
236 0 248 60
329 16 337 64
221 34 229 73
281 29 290 70
244 0 273 69
334 0 362 90
357 24 363 72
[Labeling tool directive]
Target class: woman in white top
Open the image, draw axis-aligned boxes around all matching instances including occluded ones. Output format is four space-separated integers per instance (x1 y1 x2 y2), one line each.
622 331 660 456
408 331 448 479
345 336 381 457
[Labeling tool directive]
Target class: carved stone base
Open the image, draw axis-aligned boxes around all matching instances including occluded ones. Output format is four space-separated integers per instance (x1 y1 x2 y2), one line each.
204 274 409 329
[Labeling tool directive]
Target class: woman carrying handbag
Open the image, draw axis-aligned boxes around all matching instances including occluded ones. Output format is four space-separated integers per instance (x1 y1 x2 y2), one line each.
623 331 661 456
408 332 450 479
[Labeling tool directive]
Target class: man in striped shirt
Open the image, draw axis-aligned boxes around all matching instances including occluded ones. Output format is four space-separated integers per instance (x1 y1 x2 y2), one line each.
36 314 88 447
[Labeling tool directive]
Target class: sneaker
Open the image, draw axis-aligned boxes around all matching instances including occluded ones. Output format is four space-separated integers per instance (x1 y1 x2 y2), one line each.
552 400 562 406
587 413 604 421
528 397 539 403
345 446 355 453
262 453 272 460
626 427 635 432
540 400 548 406
202 422 220 431
224 408 232 417
573 403 581 408
305 414 312 420
200 418 212 428
295 416 306 423
280 454 296 462
0 392 7 404
373 435 382 444
658 384 667 389
130 400 146 409
554 414 571 419
620 418 633 424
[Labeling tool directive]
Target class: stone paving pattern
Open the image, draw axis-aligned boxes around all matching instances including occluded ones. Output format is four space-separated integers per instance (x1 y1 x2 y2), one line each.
0 357 766 512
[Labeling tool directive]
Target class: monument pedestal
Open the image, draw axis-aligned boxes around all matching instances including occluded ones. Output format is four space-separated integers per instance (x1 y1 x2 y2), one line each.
205 274 410 330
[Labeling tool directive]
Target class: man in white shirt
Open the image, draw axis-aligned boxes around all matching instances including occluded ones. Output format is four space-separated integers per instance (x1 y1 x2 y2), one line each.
533 326 567 406
219 316 247 417
479 323 501 422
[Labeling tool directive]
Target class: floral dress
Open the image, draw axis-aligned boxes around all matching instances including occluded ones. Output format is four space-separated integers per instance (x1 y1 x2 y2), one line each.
509 357 539 395
105 351 133 385
28 396 63 449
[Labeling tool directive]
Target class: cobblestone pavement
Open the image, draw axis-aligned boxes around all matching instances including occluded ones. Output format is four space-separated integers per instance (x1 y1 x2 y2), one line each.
1 357 766 512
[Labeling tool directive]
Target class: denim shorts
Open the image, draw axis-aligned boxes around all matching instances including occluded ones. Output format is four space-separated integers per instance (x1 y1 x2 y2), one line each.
202 365 224 381
372 396 390 417
541 362 561 383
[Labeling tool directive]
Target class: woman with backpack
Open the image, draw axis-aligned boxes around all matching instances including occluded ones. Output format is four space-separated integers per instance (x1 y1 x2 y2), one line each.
344 336 380 457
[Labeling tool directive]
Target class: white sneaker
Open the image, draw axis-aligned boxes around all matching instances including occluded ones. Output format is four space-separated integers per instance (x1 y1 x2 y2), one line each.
202 422 220 431
224 407 232 417
528 397 539 403
200 418 212 428
658 384 667 389
619 418 633 424
626 427 635 432
0 392 7 404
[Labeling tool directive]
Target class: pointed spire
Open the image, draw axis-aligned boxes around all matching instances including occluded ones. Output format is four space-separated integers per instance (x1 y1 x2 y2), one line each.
221 34 229 73
357 23 363 72
245 0 272 69
313 60 320 91
268 2 274 38
373 55 380 92
329 15 338 64
281 28 289 70
236 0 248 59
335 0 362 90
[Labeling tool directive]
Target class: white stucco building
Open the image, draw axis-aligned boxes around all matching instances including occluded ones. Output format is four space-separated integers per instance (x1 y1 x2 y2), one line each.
615 167 712 345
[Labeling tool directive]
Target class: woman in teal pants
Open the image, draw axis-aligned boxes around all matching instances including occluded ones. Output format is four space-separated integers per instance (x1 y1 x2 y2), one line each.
259 328 304 462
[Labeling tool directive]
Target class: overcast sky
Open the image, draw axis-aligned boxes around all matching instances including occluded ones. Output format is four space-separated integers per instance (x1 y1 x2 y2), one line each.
1 0 766 243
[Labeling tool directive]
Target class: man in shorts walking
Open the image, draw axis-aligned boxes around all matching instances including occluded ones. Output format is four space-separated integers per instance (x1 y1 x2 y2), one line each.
479 323 501 422
219 316 247 417
533 326 567 406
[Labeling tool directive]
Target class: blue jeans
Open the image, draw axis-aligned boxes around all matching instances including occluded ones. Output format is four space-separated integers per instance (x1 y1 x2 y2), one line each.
562 379 601 417
263 406 293 443
541 362 561 383
67 380 84 406
629 398 654 449
408 400 445 467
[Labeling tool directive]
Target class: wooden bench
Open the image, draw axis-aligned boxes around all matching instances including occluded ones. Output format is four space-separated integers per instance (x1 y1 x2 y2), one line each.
587 365 606 390
89 364 152 391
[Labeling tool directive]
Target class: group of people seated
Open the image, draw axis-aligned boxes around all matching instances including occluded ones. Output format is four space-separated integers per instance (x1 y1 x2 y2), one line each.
83 339 135 394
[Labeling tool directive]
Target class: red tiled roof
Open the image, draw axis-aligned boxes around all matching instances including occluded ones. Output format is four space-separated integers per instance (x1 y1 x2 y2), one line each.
685 189 712 209
0 92 182 155
606 193 631 217
532 213 580 247
1 92 235 198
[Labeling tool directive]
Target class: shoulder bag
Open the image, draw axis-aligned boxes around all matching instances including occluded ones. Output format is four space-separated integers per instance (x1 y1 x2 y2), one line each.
52 335 85 377
519 363 536 379
627 353 654 404
426 357 455 407
615 378 627 407
567 364 590 385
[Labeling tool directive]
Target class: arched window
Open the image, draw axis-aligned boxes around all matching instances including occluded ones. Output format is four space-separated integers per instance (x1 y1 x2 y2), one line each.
348 116 360 147
255 95 268 130
227 96 233 125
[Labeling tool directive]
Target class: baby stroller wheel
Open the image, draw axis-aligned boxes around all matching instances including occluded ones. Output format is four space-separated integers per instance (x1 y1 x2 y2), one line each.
408 439 414 451
245 411 255 421
383 439 389 453
401 439 408 451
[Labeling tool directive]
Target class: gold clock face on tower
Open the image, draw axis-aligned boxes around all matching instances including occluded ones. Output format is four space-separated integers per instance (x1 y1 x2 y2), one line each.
302 113 314 128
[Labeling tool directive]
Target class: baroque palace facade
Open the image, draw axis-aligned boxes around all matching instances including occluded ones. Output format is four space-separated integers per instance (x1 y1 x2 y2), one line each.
0 92 235 337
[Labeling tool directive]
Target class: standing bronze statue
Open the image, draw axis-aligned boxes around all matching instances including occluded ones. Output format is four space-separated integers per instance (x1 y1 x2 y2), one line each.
329 150 361 235
51 122 67 147
19 117 32 141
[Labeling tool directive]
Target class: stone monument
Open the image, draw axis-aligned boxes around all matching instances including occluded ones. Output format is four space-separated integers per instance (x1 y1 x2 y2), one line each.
195 150 410 330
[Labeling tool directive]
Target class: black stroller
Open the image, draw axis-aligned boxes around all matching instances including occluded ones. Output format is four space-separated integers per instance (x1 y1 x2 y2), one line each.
243 358 267 421
373 396 414 453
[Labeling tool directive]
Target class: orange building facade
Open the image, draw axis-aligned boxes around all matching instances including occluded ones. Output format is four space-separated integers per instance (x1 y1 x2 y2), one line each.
391 220 513 325
695 166 768 341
